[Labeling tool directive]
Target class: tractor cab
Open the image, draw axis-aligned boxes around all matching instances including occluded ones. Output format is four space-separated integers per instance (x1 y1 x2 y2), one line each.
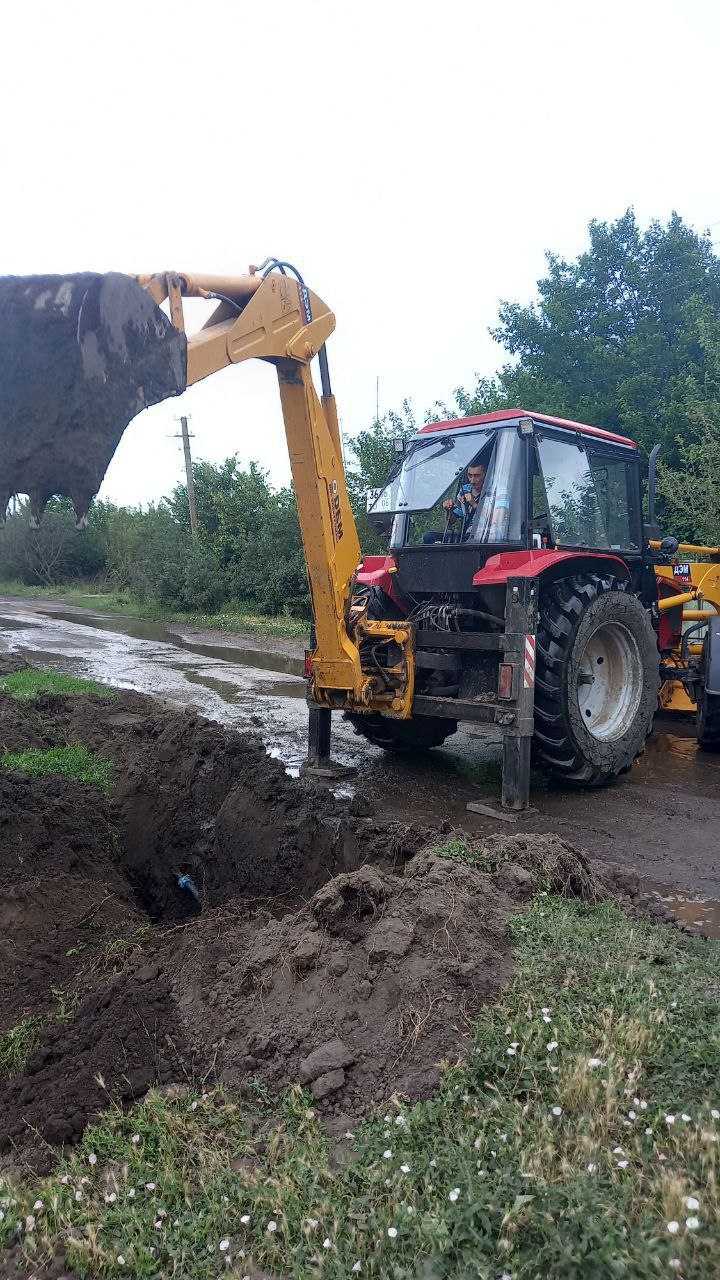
367 410 644 597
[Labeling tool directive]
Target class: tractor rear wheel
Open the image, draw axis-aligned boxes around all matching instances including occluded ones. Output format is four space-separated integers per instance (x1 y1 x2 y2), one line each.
344 710 457 754
533 574 659 785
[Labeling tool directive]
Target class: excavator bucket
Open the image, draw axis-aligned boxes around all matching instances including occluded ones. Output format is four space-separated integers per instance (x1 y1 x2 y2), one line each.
0 273 187 526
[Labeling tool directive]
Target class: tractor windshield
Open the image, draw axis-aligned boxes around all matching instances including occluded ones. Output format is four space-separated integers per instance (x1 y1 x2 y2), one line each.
368 427 526 548
368 430 487 516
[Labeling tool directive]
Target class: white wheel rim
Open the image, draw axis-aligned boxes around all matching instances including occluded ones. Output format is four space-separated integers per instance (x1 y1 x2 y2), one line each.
576 621 643 741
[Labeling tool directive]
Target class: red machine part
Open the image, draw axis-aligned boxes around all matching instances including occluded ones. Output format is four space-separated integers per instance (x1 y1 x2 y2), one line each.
472 549 631 587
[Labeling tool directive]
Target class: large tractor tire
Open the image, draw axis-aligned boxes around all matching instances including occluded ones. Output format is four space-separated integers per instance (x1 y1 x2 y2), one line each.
697 638 720 750
344 710 457 754
533 574 659 786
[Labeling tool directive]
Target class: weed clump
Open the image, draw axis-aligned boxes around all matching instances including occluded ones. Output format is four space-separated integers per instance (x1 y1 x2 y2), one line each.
0 668 115 701
1 744 112 792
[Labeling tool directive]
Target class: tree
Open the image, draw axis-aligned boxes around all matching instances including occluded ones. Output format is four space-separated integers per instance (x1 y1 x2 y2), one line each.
456 210 720 465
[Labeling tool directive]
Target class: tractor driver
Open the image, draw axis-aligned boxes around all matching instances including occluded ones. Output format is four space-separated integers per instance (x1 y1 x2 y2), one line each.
422 462 487 544
442 462 487 529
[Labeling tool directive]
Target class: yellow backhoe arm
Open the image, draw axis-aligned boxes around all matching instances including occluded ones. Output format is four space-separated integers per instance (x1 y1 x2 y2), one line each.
0 263 414 715
132 268 413 715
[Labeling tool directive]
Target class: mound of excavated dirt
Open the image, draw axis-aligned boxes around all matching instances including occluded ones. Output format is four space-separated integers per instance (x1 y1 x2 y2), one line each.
0 682 643 1174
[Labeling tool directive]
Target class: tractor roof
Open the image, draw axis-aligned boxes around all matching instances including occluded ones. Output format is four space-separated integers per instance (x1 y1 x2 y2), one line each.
417 409 637 449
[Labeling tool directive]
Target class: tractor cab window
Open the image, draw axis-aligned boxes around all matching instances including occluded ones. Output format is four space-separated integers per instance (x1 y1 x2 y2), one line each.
589 453 639 550
536 435 609 549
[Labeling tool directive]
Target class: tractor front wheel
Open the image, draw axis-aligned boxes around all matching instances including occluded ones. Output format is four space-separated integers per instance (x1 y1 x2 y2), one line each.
533 574 659 785
343 710 457 754
697 657 720 751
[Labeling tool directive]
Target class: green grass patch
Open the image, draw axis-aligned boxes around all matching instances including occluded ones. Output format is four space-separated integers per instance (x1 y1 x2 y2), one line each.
0 667 114 701
1 744 111 792
2 898 719 1276
0 579 309 639
0 1017 43 1079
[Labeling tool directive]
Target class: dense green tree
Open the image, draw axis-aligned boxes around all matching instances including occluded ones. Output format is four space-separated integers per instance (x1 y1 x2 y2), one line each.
459 210 720 465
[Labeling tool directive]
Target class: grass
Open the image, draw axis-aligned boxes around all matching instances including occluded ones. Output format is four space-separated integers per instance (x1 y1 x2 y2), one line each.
0 668 115 701
1 897 719 1277
0 1017 44 1078
1 744 112 792
0 579 308 639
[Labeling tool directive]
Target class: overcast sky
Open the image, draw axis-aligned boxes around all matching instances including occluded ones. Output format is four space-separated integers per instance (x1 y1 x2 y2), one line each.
2 0 718 506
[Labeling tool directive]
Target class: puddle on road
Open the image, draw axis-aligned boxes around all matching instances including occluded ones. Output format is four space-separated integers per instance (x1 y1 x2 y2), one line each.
0 605 305 678
646 882 720 939
183 670 305 703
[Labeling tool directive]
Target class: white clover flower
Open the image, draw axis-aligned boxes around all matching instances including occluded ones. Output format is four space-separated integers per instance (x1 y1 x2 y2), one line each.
323 1238 331 1248
306 1218 319 1228
395 1115 407 1127
628 1111 637 1120
667 1220 679 1234
587 1162 597 1173
684 1196 700 1211
88 1153 97 1166
587 1058 604 1069
104 1192 117 1204
645 1127 654 1136
219 1240 230 1252
267 1220 277 1233
60 1175 72 1185
640 1100 648 1110
131 1134 140 1144
547 1041 558 1051
33 1200 43 1212
240 1214 250 1225
668 1262 681 1271
407 1206 414 1215
25 1215 36 1232
387 1227 398 1238
400 1164 410 1174
681 1113 691 1123
510 1041 519 1049
665 1115 675 1125
613 1147 624 1155
473 1136 482 1149
670 1001 677 1009
712 1109 720 1120
383 1149 392 1159
686 1216 700 1230
551 1106 562 1117
659 1154 667 1161
128 1188 136 1199
542 1015 552 1024
429 1158 437 1167
352 1263 362 1273
154 1220 163 1230
74 1190 83 1202
117 1257 125 1266
145 1182 156 1191
617 1160 629 1169
541 1007 551 1014
385 1179 391 1187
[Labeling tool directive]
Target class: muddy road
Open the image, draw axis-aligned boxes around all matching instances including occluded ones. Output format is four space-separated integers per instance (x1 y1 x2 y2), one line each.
1 594 719 907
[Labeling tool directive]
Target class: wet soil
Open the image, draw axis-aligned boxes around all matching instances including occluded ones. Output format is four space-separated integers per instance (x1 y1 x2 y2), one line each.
0 682 647 1176
0 274 185 521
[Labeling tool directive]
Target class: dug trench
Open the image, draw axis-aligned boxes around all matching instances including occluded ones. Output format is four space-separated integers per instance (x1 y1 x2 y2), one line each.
0 667 674 1175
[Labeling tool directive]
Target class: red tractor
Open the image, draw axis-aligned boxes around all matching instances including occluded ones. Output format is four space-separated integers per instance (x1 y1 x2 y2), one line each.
349 409 669 799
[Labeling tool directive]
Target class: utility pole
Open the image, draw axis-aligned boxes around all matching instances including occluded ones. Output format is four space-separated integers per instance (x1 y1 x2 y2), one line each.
173 415 198 535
